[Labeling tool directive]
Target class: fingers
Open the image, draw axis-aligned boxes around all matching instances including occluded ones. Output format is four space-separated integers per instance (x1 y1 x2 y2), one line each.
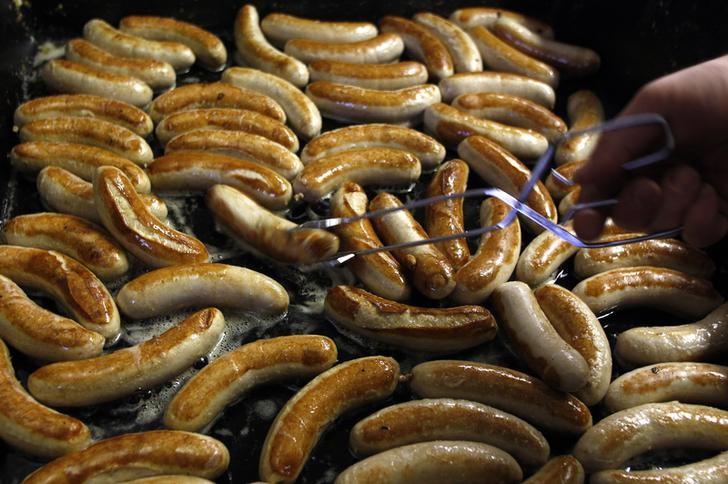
647 165 702 231
682 184 728 248
610 177 662 231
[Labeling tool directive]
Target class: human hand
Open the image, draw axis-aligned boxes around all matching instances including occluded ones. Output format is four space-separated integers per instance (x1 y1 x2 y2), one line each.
573 54 728 248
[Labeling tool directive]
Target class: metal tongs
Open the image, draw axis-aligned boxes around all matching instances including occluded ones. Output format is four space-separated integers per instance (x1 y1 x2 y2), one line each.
298 113 680 269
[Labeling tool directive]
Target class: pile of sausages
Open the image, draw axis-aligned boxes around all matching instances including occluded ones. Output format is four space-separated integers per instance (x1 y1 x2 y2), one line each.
1 4 728 484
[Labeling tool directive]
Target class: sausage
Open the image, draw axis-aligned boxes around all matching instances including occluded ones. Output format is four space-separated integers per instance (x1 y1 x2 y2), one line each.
491 281 591 393
604 362 728 413
233 5 309 88
533 284 612 406
573 402 728 472
0 274 104 362
155 108 298 151
125 478 215 484
293 148 421 202
545 159 584 199
39 58 153 107
413 12 482 73
65 38 175 90
330 182 411 301
261 12 377 46
147 151 292 210
335 441 522 484
0 245 120 339
457 134 556 231
165 130 303 180
19 117 153 166
439 71 555 107
492 17 600 77
469 25 559 88
301 123 445 170
259 356 400 484
305 81 441 125
523 456 585 484
28 308 224 407
148 82 286 124
589 451 728 484
10 141 151 193
516 221 578 285
349 398 549 467
424 159 470 269
94 166 209 268
13 94 153 136
555 90 604 165
324 285 496 353
206 184 339 265
452 197 521 304
221 66 321 139
164 335 337 432
119 15 227 71
615 303 728 366
23 430 229 483
0 338 92 459
308 60 429 91
450 7 554 38
369 192 455 300
572 266 723 318
515 219 630 286
380 16 453 80
409 360 593 434
2 212 129 281
574 238 716 279
452 92 567 142
83 18 195 72
116 263 289 319
427 103 549 158
285 33 404 64
36 166 167 224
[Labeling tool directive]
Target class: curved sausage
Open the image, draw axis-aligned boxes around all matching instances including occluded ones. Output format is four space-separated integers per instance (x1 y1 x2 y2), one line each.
147 151 293 210
555 90 604 165
116 263 289 319
19 116 153 166
23 430 229 483
2 212 129 281
349 398 549 467
206 184 339 265
413 12 482 72
300 123 445 170
13 94 153 136
221 66 321 139
293 148 421 202
0 274 104 362
285 33 404 64
380 16 453 80
155 107 298 151
28 308 225 407
439 71 555 106
119 15 227 71
308 60 428 91
261 12 377 46
452 197 521 304
0 245 120 339
164 335 337 432
428 103 549 158
573 402 728 472
233 5 309 87
306 81 441 125
409 360 593 434
0 338 92 459
94 166 209 268
572 266 723 318
40 58 153 107
259 356 400 483
324 285 496 353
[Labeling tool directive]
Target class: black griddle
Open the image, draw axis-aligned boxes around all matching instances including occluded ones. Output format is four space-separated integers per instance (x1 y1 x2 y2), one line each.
2 1 728 483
